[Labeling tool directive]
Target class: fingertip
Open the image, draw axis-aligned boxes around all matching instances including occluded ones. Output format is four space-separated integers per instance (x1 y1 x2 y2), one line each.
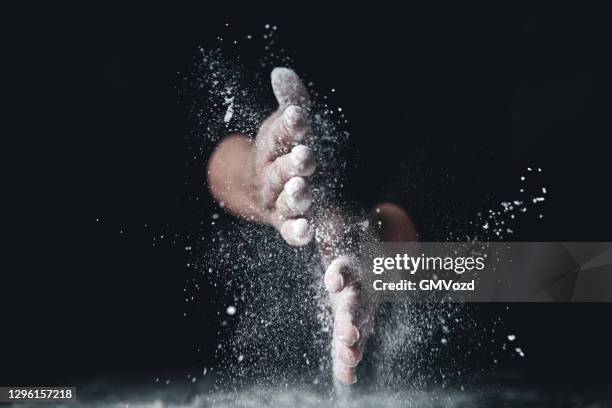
338 328 360 347
280 218 313 246
271 67 311 108
282 106 309 143
283 105 305 126
271 66 296 83
284 176 307 197
334 313 360 346
324 256 356 293
335 341 363 367
290 145 316 176
324 265 344 293
334 364 357 385
284 177 313 214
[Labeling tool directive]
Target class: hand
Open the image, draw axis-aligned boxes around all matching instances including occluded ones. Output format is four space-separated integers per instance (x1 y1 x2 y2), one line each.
207 68 317 246
322 255 373 385
252 68 316 246
320 204 417 384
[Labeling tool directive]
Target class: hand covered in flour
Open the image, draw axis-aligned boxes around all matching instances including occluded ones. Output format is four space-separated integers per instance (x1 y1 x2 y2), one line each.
208 68 316 246
320 204 417 385
324 255 375 385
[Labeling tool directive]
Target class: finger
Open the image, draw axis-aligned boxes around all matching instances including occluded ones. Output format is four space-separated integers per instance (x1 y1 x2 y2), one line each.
334 338 363 367
271 67 311 109
257 106 310 165
333 310 360 347
279 218 313 247
287 144 316 176
324 256 358 293
333 361 357 385
332 283 361 345
276 177 313 218
261 145 316 205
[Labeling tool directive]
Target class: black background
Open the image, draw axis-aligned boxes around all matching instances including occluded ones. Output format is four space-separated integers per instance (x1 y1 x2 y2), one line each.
3 1 612 387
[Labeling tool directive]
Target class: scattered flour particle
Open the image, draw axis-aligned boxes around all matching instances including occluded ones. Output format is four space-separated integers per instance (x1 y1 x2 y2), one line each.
515 347 525 357
237 354 244 362
357 220 370 231
507 334 516 341
520 176 525 181
226 305 237 315
223 96 235 123
483 222 489 230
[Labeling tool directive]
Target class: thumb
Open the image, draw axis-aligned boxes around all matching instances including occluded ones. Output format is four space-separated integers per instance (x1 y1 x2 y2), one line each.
271 67 311 110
